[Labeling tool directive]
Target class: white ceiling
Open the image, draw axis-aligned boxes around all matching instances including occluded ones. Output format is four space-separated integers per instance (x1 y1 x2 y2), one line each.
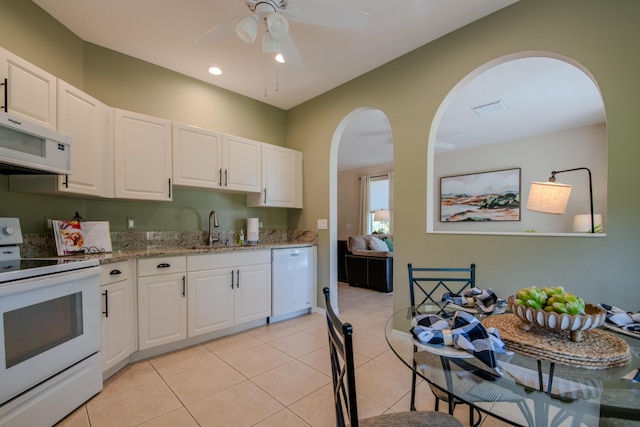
31 0 605 173
32 0 518 110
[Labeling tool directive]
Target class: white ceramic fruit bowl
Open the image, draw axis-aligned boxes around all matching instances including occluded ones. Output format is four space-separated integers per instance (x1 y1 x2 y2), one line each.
507 295 606 342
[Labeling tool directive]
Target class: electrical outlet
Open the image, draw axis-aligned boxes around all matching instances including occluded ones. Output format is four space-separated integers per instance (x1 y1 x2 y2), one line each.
45 218 53 229
127 217 136 229
317 219 328 230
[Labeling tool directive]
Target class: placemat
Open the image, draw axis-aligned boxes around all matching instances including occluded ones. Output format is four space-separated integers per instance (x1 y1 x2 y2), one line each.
483 314 630 369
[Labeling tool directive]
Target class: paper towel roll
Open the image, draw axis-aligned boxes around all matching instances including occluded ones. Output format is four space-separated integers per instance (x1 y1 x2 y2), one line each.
247 218 259 244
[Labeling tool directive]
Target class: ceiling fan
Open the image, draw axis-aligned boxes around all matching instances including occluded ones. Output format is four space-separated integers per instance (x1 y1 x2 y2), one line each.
196 0 369 70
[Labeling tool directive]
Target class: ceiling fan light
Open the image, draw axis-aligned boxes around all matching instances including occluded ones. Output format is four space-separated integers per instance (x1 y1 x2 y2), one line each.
266 12 289 39
235 15 258 43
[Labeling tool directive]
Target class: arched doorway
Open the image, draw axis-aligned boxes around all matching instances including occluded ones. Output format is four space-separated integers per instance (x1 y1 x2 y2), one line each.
329 107 393 310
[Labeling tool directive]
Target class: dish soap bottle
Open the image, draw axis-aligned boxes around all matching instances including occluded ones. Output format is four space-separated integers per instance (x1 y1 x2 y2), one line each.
238 229 244 245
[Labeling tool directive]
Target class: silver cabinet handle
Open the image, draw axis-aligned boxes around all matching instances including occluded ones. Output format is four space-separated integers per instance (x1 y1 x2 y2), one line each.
230 270 234 289
182 275 186 297
236 269 240 288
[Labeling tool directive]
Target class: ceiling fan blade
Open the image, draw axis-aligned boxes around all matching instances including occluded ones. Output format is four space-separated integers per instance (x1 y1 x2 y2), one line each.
285 1 368 29
196 17 240 45
278 34 303 71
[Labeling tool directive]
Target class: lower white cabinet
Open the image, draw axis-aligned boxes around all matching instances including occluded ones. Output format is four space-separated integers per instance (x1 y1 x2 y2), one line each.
100 261 136 372
187 251 271 337
137 252 271 350
137 256 187 350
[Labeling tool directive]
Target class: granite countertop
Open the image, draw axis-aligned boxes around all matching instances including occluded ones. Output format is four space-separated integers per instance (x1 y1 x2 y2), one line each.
89 242 315 264
21 229 317 264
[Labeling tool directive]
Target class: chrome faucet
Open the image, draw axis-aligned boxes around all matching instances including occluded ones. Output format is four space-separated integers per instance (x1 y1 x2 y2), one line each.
208 210 220 245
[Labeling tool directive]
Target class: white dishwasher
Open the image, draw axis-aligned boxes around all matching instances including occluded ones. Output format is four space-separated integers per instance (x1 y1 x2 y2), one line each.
271 246 317 320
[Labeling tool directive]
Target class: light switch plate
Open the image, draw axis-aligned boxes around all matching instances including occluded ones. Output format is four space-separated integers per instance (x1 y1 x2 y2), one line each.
317 219 328 230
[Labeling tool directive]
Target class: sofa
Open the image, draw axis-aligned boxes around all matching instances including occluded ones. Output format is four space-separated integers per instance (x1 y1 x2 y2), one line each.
345 234 393 293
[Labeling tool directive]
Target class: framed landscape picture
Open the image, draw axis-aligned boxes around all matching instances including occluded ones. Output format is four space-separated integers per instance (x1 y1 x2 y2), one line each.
440 168 521 222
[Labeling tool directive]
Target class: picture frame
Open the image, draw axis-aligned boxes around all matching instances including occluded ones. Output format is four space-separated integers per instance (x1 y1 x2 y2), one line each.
440 168 521 222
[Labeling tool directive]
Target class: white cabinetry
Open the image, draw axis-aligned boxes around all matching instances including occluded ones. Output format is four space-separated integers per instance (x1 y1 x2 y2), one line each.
114 108 172 200
137 257 187 350
187 251 271 336
9 80 114 198
100 261 136 373
247 144 303 208
0 47 57 129
172 122 222 188
220 134 261 192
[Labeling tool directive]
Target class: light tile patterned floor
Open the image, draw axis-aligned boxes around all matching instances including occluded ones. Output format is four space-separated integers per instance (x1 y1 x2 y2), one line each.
56 283 507 427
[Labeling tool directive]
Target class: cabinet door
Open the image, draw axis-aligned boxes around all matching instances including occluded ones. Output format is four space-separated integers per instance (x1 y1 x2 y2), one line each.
114 109 172 200
57 80 113 197
101 279 135 372
187 268 234 337
172 122 222 188
0 48 57 129
222 134 261 192
137 273 187 350
247 144 302 208
234 263 271 325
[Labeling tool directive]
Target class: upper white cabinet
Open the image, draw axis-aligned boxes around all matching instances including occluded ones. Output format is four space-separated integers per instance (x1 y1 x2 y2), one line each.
0 47 57 130
172 122 222 188
221 134 261 193
9 81 114 198
58 81 113 197
247 144 303 208
114 108 172 201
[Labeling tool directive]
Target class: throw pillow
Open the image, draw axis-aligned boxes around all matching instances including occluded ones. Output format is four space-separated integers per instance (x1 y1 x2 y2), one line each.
383 237 394 252
368 235 389 252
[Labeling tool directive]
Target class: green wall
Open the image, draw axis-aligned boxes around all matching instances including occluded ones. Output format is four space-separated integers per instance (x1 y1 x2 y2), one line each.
1 0 639 312
287 0 640 310
0 0 289 234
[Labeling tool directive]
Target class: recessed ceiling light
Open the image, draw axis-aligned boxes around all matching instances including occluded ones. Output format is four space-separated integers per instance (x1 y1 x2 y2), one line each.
275 54 285 64
208 66 222 75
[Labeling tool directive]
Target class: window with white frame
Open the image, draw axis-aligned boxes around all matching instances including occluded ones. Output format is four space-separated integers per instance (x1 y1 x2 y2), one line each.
369 176 391 234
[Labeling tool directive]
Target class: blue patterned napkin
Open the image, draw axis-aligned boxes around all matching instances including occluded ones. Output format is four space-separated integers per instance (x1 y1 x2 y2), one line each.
442 287 503 313
601 303 640 333
410 311 512 372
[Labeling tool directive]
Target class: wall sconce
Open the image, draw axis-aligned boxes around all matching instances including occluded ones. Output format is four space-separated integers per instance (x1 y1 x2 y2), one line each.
526 167 595 233
373 209 390 222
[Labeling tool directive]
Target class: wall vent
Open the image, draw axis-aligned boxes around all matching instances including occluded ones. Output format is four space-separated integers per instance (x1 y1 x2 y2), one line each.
472 100 508 116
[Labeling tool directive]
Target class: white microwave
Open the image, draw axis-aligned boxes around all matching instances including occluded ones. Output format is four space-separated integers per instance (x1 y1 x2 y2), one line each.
0 112 71 175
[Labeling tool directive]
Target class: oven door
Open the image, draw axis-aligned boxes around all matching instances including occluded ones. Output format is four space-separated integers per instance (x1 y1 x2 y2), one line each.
0 267 101 406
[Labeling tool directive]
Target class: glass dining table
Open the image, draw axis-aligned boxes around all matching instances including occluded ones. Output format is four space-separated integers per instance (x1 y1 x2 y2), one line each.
385 304 640 427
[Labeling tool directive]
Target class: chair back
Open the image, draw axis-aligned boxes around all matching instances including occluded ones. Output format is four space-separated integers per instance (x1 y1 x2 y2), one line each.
323 287 359 427
407 263 476 307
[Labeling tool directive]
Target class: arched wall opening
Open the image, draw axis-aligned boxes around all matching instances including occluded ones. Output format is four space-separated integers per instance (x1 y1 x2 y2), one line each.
426 51 607 236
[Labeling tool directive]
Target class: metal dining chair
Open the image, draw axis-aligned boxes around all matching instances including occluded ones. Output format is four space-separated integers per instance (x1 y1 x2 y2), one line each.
407 263 480 426
322 287 463 427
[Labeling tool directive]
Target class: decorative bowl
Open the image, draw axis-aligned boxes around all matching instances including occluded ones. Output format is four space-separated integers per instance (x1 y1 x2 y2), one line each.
507 295 606 342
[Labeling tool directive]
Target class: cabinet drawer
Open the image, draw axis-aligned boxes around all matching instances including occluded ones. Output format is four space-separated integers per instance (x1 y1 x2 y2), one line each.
138 256 186 276
187 250 270 271
100 261 131 286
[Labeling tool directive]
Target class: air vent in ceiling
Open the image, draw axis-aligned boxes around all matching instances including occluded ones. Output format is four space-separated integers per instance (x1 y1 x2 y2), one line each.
472 100 508 116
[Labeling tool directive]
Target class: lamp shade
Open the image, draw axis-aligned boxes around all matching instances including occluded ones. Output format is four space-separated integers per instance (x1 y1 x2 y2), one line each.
573 214 603 232
266 12 288 39
235 15 258 43
373 209 390 222
526 181 572 214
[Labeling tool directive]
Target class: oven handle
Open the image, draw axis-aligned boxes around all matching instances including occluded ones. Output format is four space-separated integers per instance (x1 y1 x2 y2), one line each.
102 289 109 317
